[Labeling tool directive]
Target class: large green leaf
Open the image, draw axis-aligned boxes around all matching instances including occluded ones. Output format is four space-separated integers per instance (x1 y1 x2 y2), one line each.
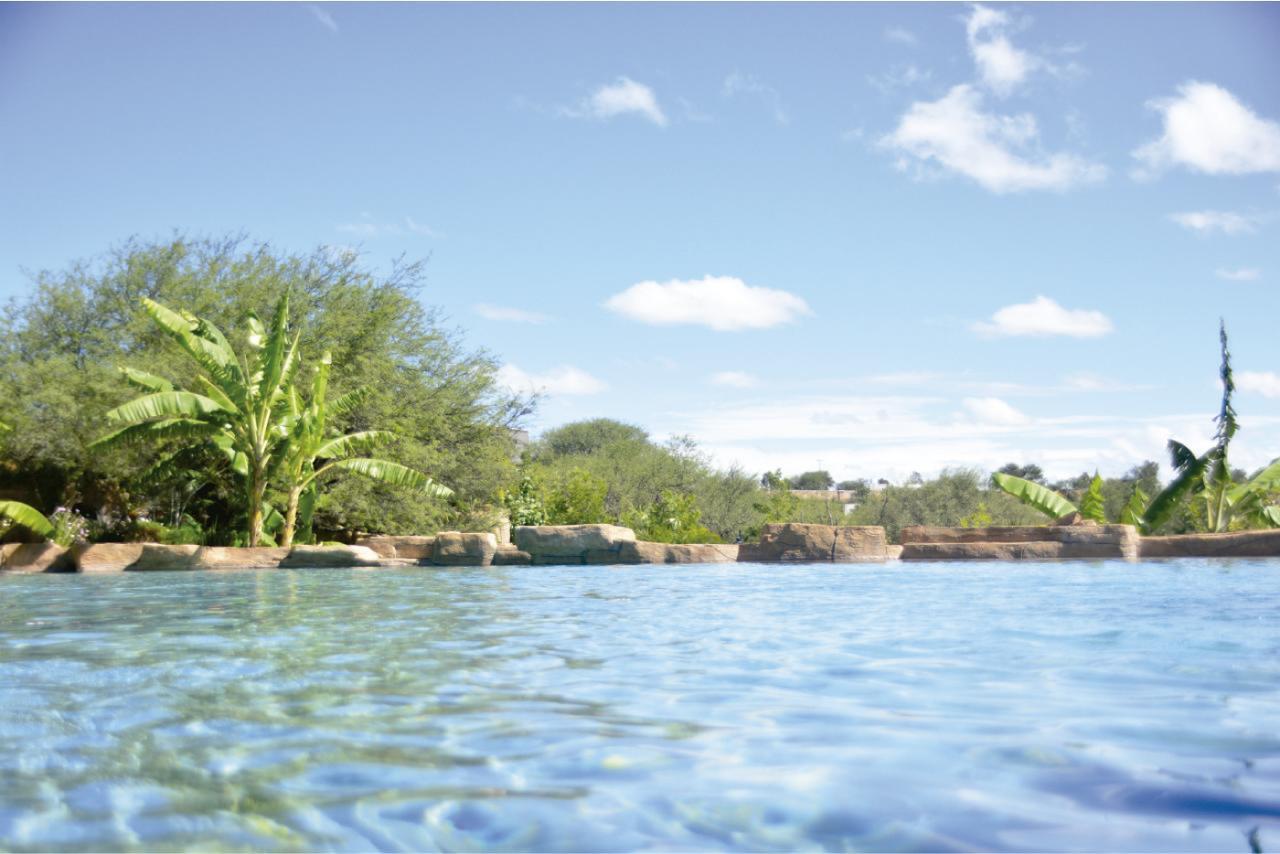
1120 485 1149 528
141 298 239 378
313 431 391 461
1079 474 1107 523
119 367 174 393
256 292 292 404
90 418 226 450
1261 505 1280 528
1142 442 1212 533
317 457 454 497
103 391 228 424
990 472 1077 520
0 501 54 538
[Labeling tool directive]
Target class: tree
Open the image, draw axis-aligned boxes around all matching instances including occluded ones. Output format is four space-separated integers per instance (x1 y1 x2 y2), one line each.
790 470 834 490
91 294 303 545
0 236 529 540
997 462 1045 484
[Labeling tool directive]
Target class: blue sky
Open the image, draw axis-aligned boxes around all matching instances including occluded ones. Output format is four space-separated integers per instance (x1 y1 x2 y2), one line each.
2 2 1279 482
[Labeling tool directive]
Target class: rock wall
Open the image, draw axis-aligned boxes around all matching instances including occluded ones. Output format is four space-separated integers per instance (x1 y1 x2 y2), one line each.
1139 530 1280 558
900 524 1139 560
0 543 73 573
738 523 888 562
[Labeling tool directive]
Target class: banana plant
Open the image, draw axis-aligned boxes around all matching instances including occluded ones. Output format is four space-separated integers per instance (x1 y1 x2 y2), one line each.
0 420 55 538
91 293 300 546
990 471 1078 520
272 351 452 547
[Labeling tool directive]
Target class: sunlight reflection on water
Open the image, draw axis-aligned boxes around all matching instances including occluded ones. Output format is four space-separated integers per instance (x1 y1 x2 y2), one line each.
1 561 1278 851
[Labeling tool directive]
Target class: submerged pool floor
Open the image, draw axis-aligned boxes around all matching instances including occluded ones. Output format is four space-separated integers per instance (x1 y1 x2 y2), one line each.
1 561 1278 852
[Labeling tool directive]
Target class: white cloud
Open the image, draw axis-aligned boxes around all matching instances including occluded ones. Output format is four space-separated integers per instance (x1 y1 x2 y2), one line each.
474 304 551 324
1215 267 1261 282
604 275 812 332
308 5 338 32
884 27 918 46
723 72 788 125
711 371 759 389
867 64 932 95
1169 210 1261 235
497 364 606 397
566 77 667 127
973 296 1114 338
963 396 1029 425
965 4 1038 97
1135 82 1280 176
1238 371 1280 398
881 84 1106 193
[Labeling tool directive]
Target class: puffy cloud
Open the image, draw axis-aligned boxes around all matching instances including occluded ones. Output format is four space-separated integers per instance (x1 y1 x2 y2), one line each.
605 275 811 332
474 304 551 324
497 364 606 396
1134 82 1280 176
1238 371 1280 398
881 84 1106 193
973 296 1114 338
963 396 1029 425
567 77 667 127
1169 210 1261 235
710 371 759 389
1215 268 1261 282
965 4 1038 97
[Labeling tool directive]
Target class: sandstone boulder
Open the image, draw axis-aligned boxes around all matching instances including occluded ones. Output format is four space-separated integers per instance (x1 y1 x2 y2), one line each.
593 541 740 565
194 547 288 570
513 524 636 559
738 524 887 562
279 545 383 568
431 532 498 566
900 541 1065 561
899 524 1138 559
491 545 532 566
73 543 204 573
0 543 73 573
355 535 435 560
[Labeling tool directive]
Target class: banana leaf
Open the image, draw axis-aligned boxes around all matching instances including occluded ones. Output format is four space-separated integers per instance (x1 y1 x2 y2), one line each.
0 501 54 538
103 391 227 424
990 472 1077 520
317 458 453 497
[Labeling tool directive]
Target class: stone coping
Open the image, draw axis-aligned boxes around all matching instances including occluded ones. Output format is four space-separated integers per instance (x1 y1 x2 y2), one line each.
6 525 1278 574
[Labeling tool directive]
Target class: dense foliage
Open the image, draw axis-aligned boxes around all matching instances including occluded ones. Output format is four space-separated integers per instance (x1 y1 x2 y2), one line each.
0 236 530 543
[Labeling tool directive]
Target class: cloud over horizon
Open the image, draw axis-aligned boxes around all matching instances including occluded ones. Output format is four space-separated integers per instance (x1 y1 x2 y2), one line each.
605 275 812 332
565 77 668 127
1170 210 1262 235
973 296 1114 338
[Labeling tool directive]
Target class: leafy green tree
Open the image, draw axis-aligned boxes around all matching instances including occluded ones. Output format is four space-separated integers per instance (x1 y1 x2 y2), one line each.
0 421 54 539
536 418 649 458
0 236 529 540
91 294 303 545
544 468 609 525
997 462 1046 484
622 490 720 544
789 470 835 490
502 475 547 527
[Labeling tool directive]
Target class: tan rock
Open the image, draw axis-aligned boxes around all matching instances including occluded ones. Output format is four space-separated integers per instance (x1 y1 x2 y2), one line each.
1140 531 1280 558
0 543 73 573
898 524 1138 559
431 532 498 566
73 543 207 573
901 541 1065 560
355 535 434 560
279 545 383 568
194 547 288 570
738 524 887 562
491 545 532 566
513 524 636 558
886 544 904 560
600 541 740 564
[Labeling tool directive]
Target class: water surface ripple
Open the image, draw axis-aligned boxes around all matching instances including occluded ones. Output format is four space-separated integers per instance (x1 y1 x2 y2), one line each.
1 561 1278 851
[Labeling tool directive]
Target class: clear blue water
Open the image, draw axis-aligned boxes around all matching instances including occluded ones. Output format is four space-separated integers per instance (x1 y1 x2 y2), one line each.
1 561 1278 852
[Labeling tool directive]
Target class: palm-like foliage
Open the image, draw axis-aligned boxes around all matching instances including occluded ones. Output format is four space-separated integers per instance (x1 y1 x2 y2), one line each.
91 294 301 545
990 471 1077 520
273 351 452 546
0 420 55 538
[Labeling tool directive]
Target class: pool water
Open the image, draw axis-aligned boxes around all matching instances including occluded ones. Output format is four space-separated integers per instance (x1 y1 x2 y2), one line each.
1 561 1277 852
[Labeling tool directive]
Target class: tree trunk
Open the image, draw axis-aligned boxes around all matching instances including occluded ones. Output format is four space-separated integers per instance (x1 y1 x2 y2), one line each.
281 486 302 548
247 468 265 546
